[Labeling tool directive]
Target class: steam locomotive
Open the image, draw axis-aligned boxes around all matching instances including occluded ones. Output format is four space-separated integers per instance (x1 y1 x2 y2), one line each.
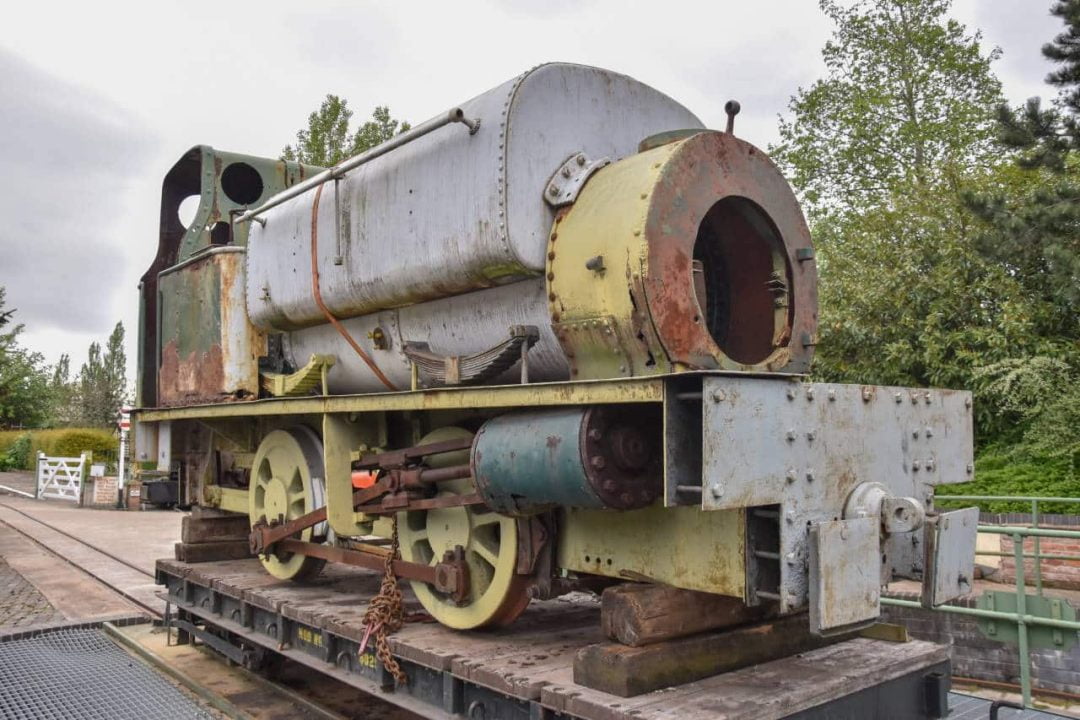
133 63 976 633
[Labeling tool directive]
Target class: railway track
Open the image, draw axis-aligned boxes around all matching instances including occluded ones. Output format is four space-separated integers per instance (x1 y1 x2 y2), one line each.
0 501 162 619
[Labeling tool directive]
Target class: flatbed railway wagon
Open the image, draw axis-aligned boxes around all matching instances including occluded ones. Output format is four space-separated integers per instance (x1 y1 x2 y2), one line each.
136 63 978 719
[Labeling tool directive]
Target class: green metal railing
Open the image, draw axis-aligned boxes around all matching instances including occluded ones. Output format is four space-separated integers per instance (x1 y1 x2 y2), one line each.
882 496 1080 708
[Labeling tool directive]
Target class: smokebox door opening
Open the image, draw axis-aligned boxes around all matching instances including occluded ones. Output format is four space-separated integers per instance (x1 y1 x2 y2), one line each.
693 196 792 365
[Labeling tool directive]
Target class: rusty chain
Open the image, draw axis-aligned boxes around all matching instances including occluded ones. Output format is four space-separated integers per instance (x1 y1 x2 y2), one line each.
360 515 407 685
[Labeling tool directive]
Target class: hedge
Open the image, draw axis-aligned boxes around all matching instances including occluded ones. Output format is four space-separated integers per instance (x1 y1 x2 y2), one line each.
0 428 118 471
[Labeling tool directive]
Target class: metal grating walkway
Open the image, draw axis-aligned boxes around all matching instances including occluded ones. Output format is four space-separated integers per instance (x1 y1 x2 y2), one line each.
0 626 214 719
949 691 1071 719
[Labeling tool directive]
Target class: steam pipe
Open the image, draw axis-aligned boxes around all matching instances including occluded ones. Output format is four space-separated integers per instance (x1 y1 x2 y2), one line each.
236 108 480 225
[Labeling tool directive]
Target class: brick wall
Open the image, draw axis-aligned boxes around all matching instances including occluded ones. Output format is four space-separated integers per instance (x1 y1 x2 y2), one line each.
999 531 1080 591
882 591 1080 694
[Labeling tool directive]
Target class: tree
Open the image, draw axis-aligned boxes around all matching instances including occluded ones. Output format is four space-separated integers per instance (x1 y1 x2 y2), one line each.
48 353 78 427
961 0 1080 470
281 97 410 167
776 0 1079 485
772 0 1002 217
970 0 1080 323
0 287 51 428
771 0 1067 455
75 322 127 427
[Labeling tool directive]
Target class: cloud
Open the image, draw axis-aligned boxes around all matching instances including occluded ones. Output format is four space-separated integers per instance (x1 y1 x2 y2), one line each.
0 48 157 335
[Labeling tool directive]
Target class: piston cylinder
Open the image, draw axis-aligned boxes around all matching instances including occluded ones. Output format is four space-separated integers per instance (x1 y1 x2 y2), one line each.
470 406 661 515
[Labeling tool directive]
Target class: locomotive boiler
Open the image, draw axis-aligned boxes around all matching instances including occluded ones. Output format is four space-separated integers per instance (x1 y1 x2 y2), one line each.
133 63 976 637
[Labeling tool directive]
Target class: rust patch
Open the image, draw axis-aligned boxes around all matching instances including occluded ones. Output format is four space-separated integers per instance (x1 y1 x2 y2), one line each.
159 340 230 406
641 131 817 373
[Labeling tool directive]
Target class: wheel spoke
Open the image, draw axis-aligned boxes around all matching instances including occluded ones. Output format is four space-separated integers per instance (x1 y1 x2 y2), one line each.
472 536 499 567
471 512 501 527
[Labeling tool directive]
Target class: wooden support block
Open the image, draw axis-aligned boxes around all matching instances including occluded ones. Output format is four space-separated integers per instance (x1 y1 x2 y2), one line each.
601 583 768 646
574 612 846 697
174 540 253 563
181 515 251 544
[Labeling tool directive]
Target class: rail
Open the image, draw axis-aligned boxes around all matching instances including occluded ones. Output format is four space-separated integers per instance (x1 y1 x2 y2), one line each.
235 107 480 226
882 495 1080 709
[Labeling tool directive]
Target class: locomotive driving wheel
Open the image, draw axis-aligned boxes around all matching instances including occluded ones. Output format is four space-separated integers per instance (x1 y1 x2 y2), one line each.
249 427 328 581
397 428 531 629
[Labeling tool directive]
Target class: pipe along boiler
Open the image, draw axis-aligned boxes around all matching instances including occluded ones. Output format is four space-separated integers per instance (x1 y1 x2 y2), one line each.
134 64 976 642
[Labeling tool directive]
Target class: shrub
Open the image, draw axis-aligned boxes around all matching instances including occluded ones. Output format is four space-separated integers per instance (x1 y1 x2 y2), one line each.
936 446 1078 514
0 433 33 471
47 429 117 460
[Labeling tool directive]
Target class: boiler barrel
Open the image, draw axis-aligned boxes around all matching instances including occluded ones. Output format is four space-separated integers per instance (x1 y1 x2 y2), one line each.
245 63 703 332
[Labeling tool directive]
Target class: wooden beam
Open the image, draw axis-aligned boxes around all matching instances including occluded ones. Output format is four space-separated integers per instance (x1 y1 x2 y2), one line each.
601 583 769 646
174 540 253 563
574 613 847 697
181 515 251 544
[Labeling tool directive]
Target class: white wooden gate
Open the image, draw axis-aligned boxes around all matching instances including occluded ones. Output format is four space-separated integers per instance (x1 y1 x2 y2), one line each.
36 452 87 502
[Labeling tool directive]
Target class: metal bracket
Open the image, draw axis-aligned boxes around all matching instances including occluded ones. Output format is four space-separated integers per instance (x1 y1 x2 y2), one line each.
921 507 978 607
808 517 880 635
544 152 610 207
977 590 1078 651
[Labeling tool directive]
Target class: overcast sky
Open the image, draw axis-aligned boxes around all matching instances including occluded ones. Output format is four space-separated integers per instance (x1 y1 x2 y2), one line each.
0 0 1061 386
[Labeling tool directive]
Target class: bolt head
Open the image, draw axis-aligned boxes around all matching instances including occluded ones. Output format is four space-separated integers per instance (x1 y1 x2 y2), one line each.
862 388 872 402
806 431 816 442
711 389 726 403
590 455 606 470
786 429 796 442
828 389 836 402
548 185 559 197
805 470 815 482
785 469 797 483
805 387 814 400
576 154 586 166
786 388 796 400
710 485 723 499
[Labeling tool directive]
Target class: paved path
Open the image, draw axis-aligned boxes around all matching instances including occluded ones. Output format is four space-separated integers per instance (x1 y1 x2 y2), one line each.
0 494 183 575
0 471 35 498
0 555 65 629
0 522 142 625
0 504 166 615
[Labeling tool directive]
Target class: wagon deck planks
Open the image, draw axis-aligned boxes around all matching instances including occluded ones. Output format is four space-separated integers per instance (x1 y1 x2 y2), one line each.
157 558 949 720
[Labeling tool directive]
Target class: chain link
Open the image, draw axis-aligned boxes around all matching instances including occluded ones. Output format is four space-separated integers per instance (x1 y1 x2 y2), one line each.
361 515 407 685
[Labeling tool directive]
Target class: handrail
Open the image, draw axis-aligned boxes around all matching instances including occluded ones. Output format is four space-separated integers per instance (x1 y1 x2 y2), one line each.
938 495 1080 503
236 107 480 225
